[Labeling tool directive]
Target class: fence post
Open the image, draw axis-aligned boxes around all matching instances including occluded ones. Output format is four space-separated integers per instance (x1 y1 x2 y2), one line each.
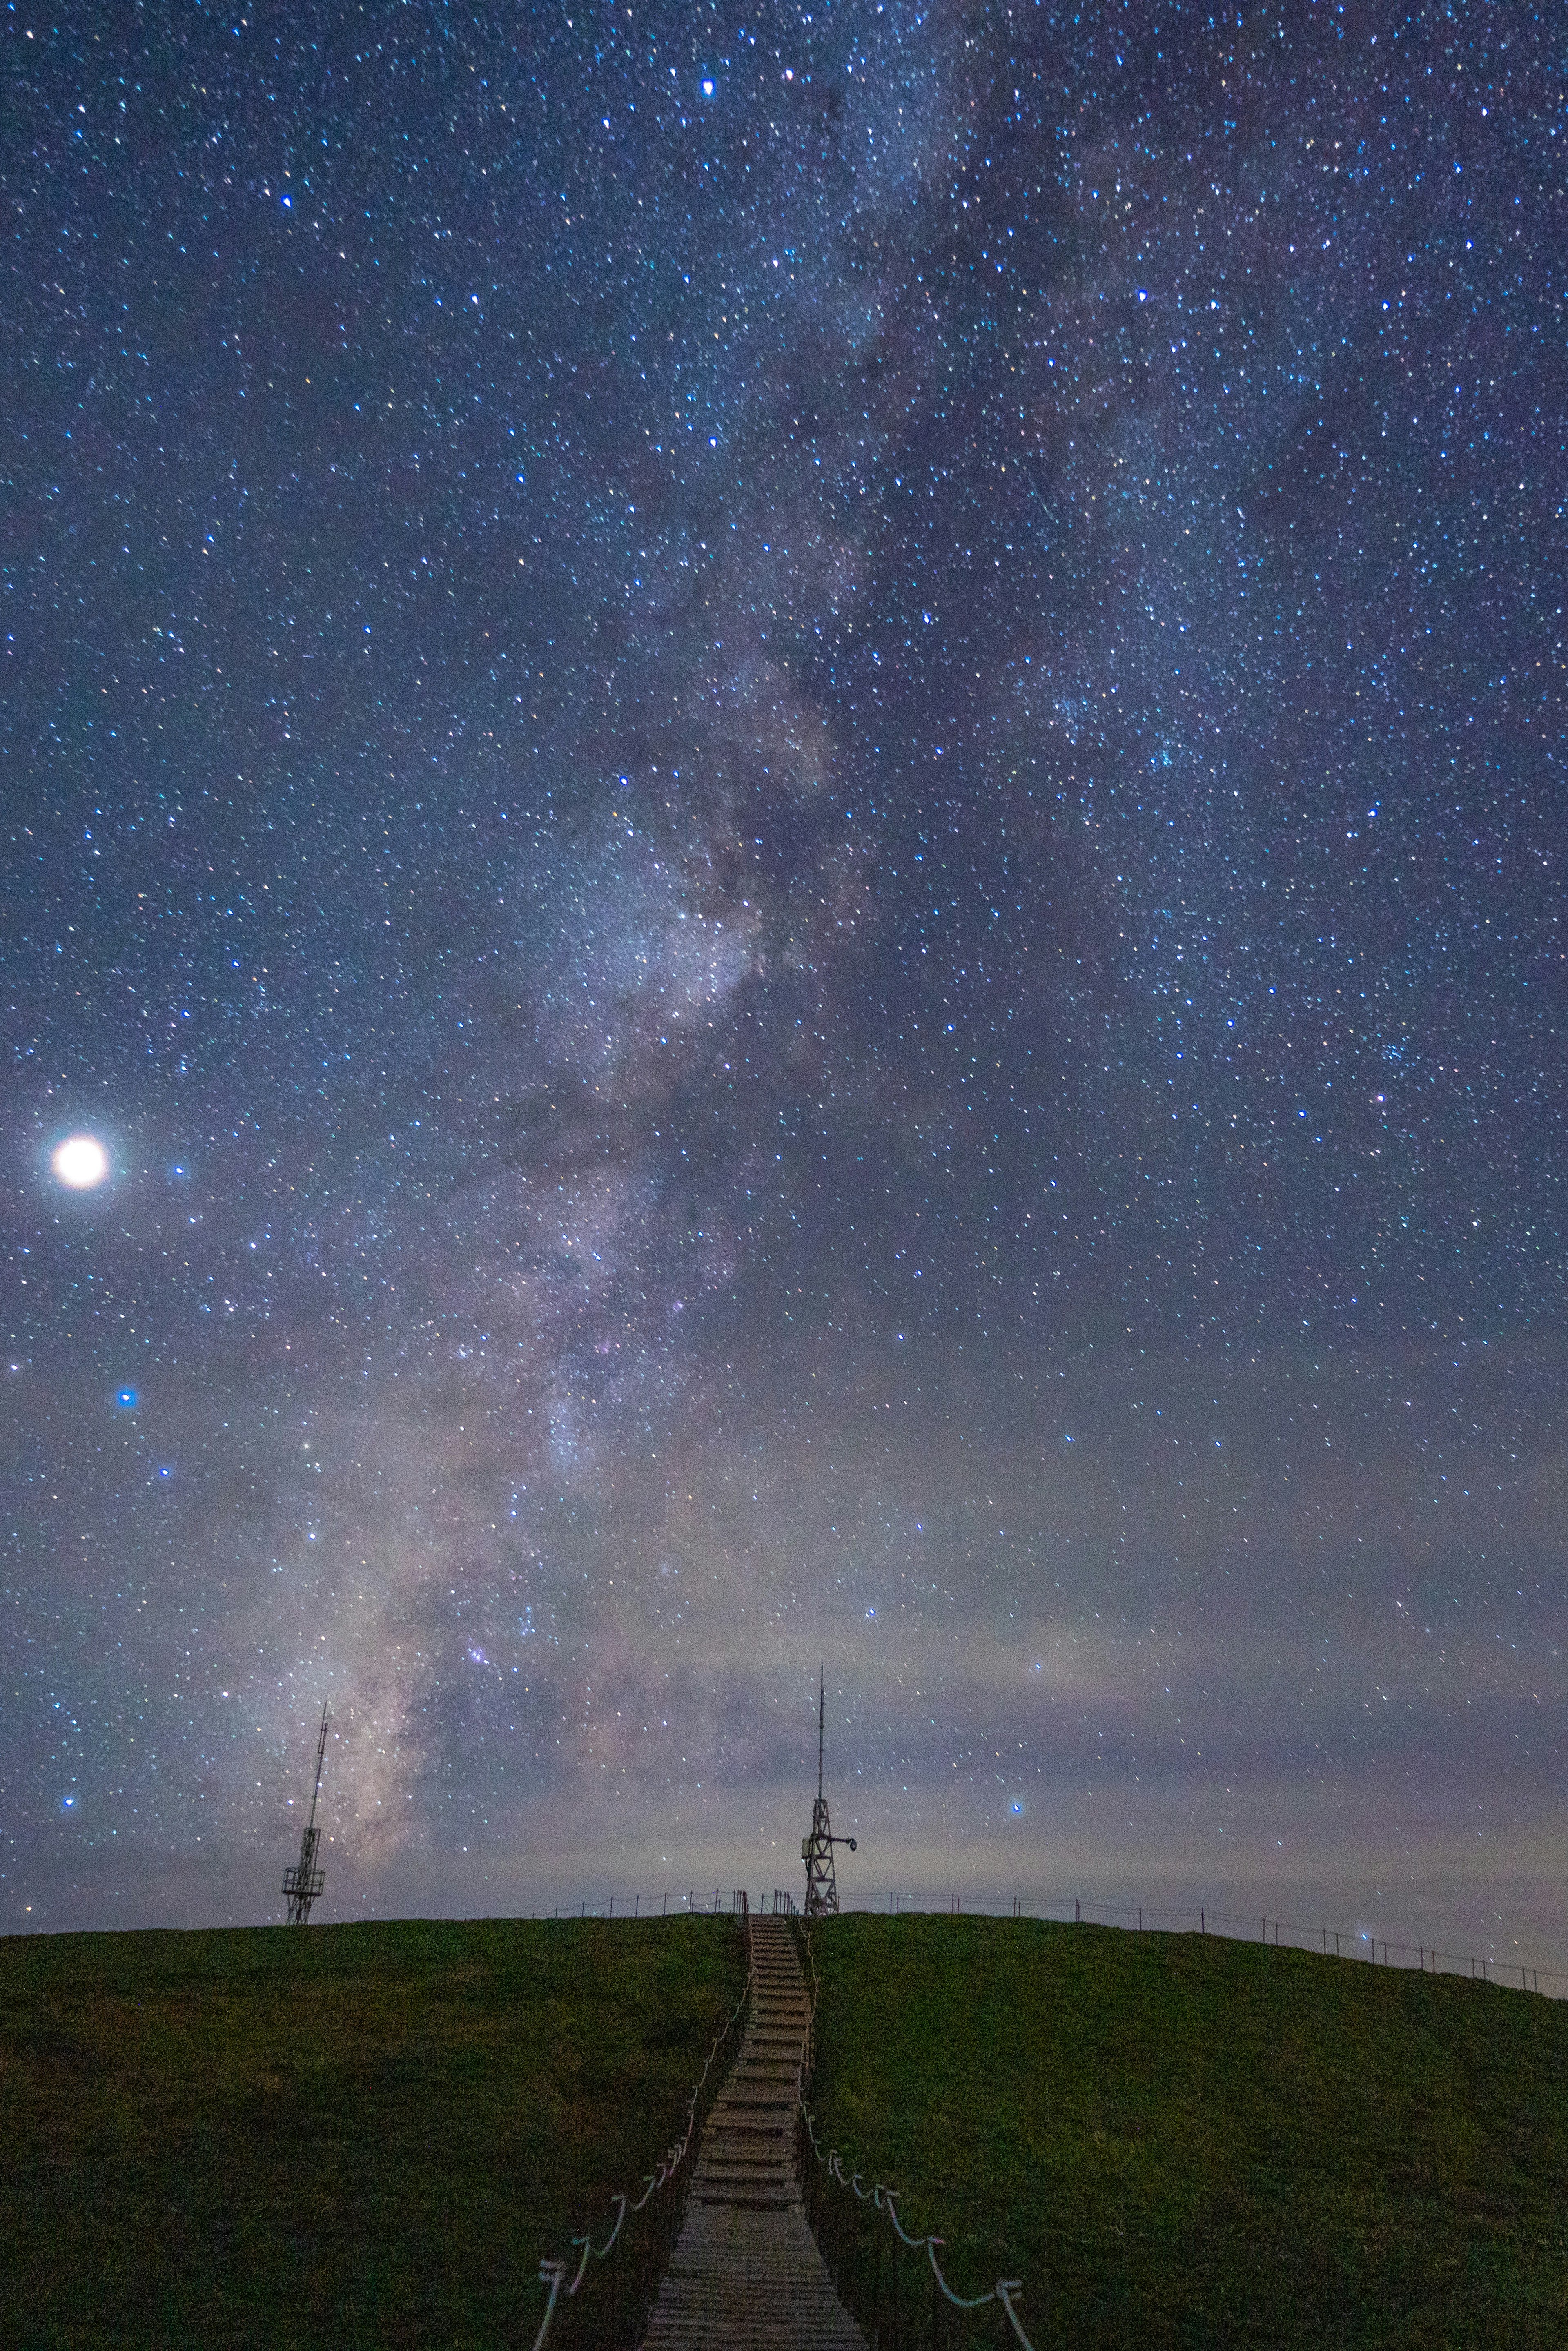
1200 1908 1205 1934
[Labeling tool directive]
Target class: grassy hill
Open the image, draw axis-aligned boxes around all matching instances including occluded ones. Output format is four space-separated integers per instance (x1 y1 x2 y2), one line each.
10 1908 1563 2347
0 1914 744 2350
803 1914 1568 2349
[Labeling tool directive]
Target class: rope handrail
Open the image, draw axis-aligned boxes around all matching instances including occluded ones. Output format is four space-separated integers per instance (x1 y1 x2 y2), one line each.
529 1904 754 2350
795 1918 1039 2349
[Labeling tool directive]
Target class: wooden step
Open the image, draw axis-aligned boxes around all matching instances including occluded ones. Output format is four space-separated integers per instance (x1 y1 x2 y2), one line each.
637 1923 865 2350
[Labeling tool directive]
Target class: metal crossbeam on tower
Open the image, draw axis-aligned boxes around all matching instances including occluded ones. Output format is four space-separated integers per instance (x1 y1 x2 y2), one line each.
282 1703 329 1925
802 1665 855 1916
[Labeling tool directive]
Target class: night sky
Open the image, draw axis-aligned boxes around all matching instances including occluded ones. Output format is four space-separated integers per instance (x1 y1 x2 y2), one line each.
5 4 1565 1959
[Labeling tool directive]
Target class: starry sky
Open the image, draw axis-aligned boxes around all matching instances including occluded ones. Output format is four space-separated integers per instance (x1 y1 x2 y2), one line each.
5 3 1565 1957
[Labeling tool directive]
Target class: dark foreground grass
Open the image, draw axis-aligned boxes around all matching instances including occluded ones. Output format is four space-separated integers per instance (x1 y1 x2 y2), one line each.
0 1914 744 2350
806 1915 1568 2350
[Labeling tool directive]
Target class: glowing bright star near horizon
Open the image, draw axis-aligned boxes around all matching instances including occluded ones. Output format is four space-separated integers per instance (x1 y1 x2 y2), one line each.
52 1134 109 1188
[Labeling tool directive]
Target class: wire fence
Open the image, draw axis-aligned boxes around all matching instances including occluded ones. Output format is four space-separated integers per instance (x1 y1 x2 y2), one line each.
541 1887 747 1919
851 1892 1564 1997
526 1893 753 2350
795 1915 1036 2349
535 1886 1565 1998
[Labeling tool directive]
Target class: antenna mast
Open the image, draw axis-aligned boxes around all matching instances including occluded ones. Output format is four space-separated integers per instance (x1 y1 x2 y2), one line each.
282 1703 329 1925
802 1664 855 1916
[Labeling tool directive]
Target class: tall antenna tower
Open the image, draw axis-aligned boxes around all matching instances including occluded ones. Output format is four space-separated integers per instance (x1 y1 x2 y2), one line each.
802 1665 855 1916
282 1703 329 1925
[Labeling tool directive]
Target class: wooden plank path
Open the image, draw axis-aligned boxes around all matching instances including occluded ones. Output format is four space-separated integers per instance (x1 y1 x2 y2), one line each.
639 1914 866 2349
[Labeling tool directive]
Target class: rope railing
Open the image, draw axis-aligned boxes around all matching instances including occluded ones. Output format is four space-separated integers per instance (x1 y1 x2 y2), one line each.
528 1892 754 2351
794 1918 1038 2350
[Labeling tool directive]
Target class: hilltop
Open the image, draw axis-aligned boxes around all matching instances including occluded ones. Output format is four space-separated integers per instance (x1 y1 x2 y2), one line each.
8 1907 1564 2347
0 1914 743 2350
804 1914 1568 2348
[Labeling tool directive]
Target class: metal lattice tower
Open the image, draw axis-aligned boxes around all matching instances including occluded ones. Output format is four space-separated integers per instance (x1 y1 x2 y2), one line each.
282 1703 329 1925
802 1665 855 1917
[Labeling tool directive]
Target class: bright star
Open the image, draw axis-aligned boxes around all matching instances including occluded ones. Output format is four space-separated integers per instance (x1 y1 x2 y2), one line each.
53 1134 109 1188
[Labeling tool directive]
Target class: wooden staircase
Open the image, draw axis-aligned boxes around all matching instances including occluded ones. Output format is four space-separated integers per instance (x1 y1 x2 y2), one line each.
639 1914 865 2348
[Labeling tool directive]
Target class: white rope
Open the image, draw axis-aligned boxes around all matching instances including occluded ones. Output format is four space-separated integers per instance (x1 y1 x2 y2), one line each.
925 2235 1000 2312
529 2261 566 2351
996 2280 1033 2347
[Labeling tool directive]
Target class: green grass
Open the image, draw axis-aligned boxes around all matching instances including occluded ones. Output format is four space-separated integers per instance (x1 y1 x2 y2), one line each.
804 1915 1568 2350
0 1914 745 2350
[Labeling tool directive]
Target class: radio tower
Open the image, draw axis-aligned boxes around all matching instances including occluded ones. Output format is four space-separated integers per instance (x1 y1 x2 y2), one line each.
282 1703 330 1925
802 1665 856 1916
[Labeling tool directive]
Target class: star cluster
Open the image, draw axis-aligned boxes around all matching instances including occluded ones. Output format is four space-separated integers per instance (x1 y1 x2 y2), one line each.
3 3 1564 1951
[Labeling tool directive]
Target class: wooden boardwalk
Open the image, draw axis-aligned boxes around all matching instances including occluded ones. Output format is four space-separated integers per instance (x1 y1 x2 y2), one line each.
639 1914 866 2349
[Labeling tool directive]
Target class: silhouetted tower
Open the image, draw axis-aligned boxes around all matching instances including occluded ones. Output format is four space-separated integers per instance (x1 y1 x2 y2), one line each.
802 1665 855 1916
282 1703 329 1925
